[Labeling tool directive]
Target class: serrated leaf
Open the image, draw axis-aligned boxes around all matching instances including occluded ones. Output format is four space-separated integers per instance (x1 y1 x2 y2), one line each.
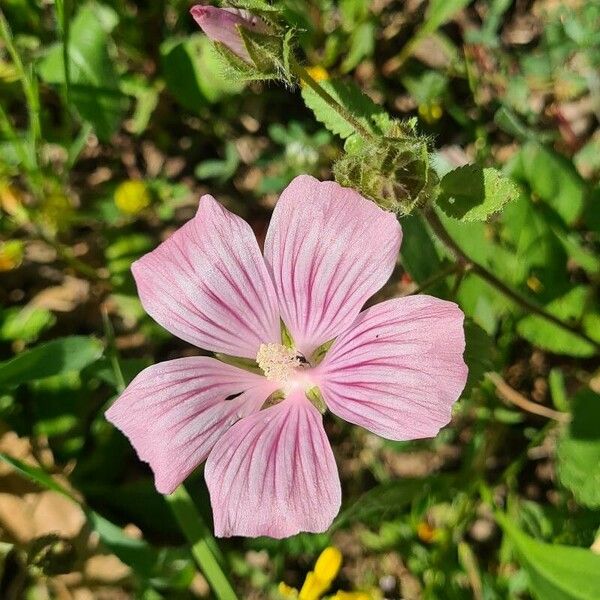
437 165 519 221
0 336 103 387
301 79 387 139
516 287 596 357
557 389 600 508
497 513 600 600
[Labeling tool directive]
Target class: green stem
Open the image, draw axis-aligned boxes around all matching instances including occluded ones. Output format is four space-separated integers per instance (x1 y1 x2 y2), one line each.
54 0 71 102
288 57 375 140
101 308 126 393
425 208 600 354
166 486 238 600
0 9 42 158
408 262 462 295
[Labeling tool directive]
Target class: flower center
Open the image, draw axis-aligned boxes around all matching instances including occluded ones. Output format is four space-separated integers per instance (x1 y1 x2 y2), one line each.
256 343 301 383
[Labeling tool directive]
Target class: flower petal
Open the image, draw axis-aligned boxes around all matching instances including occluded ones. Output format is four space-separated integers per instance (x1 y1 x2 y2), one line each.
264 175 401 356
318 296 468 440
205 394 341 538
132 195 280 358
105 357 276 494
190 6 269 63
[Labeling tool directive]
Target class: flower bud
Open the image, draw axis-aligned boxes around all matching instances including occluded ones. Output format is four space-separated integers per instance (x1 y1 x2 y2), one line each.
190 3 294 83
334 119 438 215
190 5 269 64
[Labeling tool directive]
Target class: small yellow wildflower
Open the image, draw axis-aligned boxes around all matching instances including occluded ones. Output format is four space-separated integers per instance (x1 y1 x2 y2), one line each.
302 65 330 87
0 240 24 272
299 546 342 600
418 103 443 124
417 521 438 544
114 180 151 215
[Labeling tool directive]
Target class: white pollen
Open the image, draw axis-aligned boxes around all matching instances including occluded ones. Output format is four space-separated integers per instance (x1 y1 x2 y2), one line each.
256 343 300 383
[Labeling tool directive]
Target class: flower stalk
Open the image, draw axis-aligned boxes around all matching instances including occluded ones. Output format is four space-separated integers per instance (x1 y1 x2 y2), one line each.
166 485 238 600
288 57 374 141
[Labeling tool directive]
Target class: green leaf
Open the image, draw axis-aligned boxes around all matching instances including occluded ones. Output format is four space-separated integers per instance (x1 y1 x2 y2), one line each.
0 452 78 502
332 477 445 529
424 0 472 33
399 213 448 296
0 453 193 585
341 21 375 73
463 320 495 396
436 165 519 221
0 306 56 342
301 79 388 139
516 287 596 357
37 2 126 141
497 513 600 600
506 142 586 225
195 142 240 183
160 35 244 110
557 389 600 508
0 336 103 387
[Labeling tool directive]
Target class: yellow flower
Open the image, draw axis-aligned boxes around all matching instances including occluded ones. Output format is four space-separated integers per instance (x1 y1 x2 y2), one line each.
0 240 24 271
302 65 330 87
417 521 438 544
279 547 372 600
114 180 151 215
278 582 299 598
418 103 443 124
299 546 342 600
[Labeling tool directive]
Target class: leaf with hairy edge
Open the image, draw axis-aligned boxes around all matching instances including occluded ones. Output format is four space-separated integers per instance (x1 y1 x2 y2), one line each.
437 165 519 221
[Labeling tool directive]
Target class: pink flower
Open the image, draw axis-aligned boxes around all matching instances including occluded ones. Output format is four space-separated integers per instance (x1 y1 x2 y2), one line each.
190 5 269 64
106 175 468 538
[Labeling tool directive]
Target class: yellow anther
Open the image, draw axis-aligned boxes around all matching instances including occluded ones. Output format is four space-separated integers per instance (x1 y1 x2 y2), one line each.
256 343 300 383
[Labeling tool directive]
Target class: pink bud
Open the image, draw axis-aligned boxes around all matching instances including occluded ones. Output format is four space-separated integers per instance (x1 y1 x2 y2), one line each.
190 5 269 64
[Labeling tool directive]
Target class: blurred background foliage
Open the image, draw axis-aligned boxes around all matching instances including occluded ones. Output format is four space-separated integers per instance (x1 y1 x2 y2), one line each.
0 0 599 598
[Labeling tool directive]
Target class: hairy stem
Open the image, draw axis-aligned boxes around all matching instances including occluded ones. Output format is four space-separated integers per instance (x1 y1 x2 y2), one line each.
288 57 375 140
